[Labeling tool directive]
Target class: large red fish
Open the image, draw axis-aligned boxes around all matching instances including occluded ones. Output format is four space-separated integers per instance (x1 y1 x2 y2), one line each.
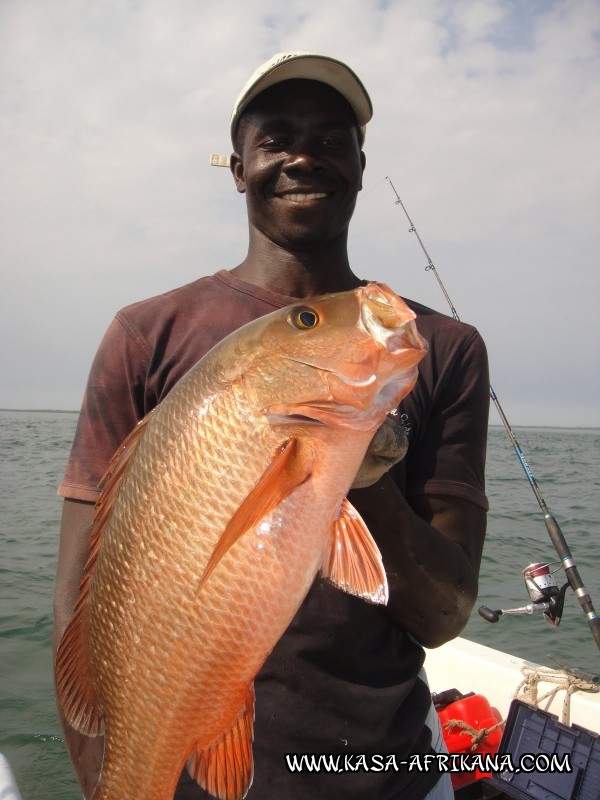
55 282 427 800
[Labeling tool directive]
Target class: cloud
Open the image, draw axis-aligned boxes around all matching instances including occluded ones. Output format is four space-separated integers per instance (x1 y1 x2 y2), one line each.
0 0 598 424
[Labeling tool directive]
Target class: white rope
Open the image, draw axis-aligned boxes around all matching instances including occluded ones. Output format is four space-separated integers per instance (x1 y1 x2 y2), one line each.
514 665 599 725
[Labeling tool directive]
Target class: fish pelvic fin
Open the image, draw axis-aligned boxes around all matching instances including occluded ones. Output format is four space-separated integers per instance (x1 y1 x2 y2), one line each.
55 412 153 735
187 684 255 800
321 498 389 605
196 438 311 596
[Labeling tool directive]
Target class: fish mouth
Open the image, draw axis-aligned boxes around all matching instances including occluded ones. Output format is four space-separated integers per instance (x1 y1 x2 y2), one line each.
359 287 426 360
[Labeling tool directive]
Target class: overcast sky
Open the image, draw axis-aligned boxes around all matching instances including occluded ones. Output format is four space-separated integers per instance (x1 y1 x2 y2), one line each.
1 0 598 427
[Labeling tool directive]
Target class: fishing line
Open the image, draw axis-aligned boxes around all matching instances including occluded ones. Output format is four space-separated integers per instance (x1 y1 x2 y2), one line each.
385 176 600 652
359 177 389 200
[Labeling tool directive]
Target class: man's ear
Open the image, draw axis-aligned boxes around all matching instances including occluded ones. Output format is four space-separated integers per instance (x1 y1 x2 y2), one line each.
359 151 366 191
230 153 246 194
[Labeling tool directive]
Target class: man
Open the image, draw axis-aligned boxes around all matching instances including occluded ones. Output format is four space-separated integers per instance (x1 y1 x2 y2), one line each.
54 52 489 799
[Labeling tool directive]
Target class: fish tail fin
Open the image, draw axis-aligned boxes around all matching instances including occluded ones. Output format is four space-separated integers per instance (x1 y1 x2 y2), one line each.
187 684 255 800
321 497 389 605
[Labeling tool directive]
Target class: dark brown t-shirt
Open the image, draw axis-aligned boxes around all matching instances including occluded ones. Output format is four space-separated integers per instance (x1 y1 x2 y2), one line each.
58 269 489 798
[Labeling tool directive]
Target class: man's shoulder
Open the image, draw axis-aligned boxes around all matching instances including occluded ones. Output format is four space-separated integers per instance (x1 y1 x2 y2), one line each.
403 297 485 351
117 271 229 322
404 297 471 331
113 270 270 336
116 269 295 327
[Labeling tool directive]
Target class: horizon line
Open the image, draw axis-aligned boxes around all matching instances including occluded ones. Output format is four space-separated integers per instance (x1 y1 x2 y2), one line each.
1 408 598 431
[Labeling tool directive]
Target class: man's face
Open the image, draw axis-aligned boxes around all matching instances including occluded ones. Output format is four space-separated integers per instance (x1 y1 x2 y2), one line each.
231 80 366 252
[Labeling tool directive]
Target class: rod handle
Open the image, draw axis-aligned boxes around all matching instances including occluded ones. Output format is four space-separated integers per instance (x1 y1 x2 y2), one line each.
544 514 600 651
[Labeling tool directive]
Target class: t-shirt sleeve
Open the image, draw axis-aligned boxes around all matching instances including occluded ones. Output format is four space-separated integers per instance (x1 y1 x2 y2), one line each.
57 314 150 502
401 328 490 511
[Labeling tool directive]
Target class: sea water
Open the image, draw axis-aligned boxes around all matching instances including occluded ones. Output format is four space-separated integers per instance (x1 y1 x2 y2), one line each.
1 410 598 800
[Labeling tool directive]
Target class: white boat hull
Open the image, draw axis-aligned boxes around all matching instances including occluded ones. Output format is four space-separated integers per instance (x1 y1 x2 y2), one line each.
425 636 599 734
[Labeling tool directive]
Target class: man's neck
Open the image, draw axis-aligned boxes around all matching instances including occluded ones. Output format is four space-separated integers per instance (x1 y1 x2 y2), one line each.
231 233 362 299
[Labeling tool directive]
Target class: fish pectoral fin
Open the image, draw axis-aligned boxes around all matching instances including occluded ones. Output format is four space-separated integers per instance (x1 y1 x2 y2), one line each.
196 438 310 594
321 497 389 605
187 684 255 800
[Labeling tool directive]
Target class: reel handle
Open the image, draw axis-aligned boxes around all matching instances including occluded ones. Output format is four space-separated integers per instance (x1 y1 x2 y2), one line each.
478 605 501 623
478 600 556 621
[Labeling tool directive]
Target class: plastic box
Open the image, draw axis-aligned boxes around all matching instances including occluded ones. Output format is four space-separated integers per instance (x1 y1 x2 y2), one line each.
488 699 600 800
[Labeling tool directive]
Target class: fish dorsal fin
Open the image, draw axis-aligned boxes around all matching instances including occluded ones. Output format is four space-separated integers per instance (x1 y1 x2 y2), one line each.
54 412 153 735
197 438 310 595
187 684 255 800
83 411 154 605
93 411 155 543
321 498 389 605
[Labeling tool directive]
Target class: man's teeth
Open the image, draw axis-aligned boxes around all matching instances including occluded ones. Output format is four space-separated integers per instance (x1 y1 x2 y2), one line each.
282 192 328 202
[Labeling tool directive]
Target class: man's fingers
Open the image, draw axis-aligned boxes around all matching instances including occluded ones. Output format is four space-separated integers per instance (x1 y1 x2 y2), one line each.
351 414 408 489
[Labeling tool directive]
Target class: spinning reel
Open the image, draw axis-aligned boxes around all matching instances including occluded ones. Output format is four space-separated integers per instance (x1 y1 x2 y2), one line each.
478 562 569 628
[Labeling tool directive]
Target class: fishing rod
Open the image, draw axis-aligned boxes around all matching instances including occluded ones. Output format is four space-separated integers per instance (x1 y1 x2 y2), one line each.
386 176 600 652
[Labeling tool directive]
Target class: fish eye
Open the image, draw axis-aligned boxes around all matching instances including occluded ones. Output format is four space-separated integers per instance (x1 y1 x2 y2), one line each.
289 307 320 330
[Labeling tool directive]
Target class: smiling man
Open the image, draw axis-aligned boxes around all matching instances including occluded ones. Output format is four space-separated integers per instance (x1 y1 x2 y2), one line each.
230 77 366 271
54 53 489 799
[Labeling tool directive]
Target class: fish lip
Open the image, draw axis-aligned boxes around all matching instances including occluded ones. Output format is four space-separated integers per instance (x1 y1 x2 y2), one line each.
359 292 426 357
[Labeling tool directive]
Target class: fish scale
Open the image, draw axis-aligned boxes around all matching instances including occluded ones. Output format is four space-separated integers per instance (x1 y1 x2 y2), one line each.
55 283 427 800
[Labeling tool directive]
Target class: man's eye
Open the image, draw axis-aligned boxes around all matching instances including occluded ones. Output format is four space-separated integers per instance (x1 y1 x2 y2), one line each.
321 135 348 148
262 138 290 150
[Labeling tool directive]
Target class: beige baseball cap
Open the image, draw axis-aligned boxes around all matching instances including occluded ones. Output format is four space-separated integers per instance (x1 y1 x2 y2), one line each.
230 51 373 145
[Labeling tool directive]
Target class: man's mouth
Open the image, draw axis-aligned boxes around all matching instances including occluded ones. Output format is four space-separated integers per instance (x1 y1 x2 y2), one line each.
279 192 330 202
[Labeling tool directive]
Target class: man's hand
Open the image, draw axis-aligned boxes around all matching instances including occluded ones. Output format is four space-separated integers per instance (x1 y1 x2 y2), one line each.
352 413 408 489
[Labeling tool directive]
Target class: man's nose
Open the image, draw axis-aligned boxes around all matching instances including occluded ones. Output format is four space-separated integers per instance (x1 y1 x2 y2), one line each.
282 150 325 172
